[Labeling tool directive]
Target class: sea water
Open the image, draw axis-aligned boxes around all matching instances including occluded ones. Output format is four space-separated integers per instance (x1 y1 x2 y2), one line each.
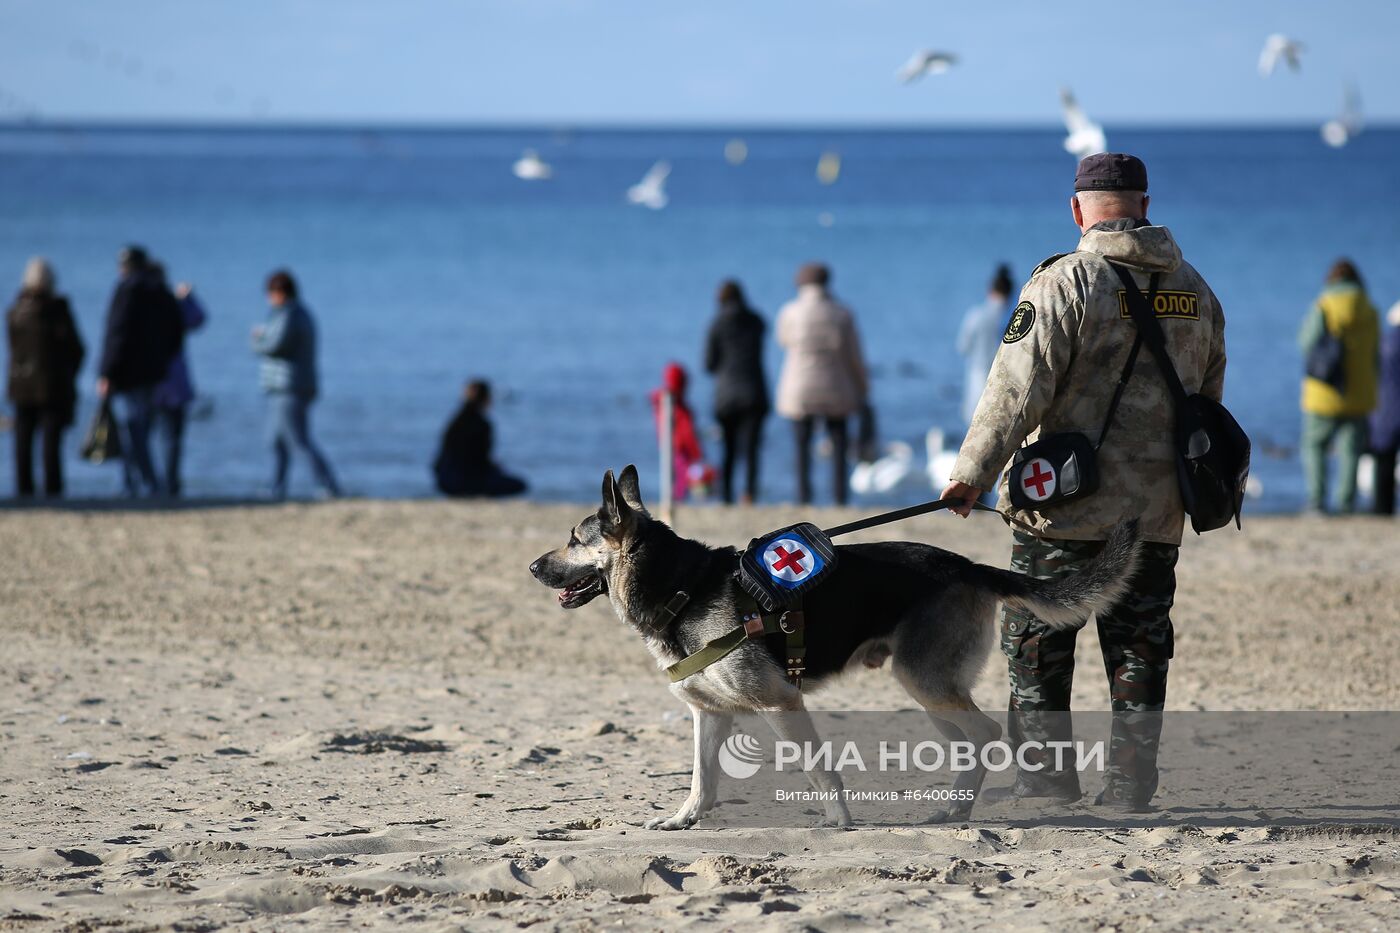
2 124 1398 508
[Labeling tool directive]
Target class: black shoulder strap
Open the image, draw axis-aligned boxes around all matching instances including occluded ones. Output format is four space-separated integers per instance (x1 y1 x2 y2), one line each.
1109 263 1190 407
1096 333 1142 449
1094 271 1156 451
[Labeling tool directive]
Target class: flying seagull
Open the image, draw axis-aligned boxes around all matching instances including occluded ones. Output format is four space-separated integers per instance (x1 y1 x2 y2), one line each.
627 160 670 210
512 149 552 181
1321 84 1363 148
1060 88 1106 159
897 49 957 84
1258 34 1304 77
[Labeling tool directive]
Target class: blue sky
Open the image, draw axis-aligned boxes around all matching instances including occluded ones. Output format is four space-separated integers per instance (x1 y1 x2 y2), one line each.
2 0 1396 125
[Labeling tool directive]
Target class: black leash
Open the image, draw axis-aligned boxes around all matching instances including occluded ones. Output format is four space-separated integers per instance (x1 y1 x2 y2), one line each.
823 497 1045 539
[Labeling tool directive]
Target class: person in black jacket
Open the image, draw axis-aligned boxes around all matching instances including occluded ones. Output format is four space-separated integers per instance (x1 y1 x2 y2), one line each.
6 258 85 497
703 279 769 503
433 380 527 498
95 245 183 497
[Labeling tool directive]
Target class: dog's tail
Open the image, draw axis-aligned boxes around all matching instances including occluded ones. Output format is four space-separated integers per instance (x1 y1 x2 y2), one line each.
970 519 1141 631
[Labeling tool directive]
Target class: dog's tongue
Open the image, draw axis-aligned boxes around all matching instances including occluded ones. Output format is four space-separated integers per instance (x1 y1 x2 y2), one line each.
558 575 599 605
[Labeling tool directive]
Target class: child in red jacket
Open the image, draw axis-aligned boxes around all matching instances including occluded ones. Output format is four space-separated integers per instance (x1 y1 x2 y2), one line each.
652 362 714 501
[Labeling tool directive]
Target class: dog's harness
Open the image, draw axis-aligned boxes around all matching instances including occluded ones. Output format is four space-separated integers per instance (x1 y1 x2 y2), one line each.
664 497 1032 687
664 596 808 686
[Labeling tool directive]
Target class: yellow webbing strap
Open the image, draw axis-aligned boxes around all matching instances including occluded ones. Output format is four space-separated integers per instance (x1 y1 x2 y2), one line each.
667 612 779 683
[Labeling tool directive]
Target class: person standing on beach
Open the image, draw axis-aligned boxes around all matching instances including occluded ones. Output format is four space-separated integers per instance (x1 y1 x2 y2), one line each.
97 245 184 498
1297 259 1380 514
150 266 208 498
703 279 768 504
775 262 868 505
942 154 1228 811
6 258 85 498
433 379 527 498
955 264 1014 428
1371 300 1400 515
251 270 341 500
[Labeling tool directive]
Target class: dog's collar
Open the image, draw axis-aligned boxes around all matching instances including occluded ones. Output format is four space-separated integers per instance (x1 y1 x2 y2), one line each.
658 591 690 625
635 590 689 638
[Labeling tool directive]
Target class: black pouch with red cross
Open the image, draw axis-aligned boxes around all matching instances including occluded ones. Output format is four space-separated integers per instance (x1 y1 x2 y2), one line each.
1007 433 1101 511
1006 275 1160 513
737 522 839 613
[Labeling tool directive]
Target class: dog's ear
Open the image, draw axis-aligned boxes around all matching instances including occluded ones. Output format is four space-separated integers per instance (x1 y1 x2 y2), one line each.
616 464 647 514
599 469 636 541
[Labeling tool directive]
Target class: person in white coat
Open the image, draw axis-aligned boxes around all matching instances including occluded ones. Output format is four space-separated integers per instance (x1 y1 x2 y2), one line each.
775 262 869 505
955 264 1014 427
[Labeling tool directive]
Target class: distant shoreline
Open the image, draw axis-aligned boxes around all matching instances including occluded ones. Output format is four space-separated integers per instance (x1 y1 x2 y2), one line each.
0 494 1341 517
2 119 1396 134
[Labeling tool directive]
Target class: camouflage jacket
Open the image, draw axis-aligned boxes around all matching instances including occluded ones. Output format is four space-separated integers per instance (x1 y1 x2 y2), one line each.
950 220 1227 545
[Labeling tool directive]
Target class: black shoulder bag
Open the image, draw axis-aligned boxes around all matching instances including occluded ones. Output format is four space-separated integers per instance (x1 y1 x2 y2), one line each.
1006 281 1156 512
80 398 123 465
1304 305 1346 391
1109 263 1251 533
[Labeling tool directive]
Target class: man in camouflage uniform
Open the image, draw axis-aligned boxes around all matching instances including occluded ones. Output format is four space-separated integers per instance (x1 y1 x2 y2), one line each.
942 153 1227 810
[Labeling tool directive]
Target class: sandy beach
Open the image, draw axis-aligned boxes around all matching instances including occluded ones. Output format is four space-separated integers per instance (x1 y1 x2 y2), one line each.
2 499 1399 930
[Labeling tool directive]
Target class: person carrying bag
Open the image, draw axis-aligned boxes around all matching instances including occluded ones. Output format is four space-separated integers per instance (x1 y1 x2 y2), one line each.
81 398 122 465
941 152 1235 812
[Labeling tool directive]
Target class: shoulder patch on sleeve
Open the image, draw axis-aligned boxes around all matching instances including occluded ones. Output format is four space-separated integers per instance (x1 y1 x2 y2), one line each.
1031 253 1072 277
1003 301 1035 344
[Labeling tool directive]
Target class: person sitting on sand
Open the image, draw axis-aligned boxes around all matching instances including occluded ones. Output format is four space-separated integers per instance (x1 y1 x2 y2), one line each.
433 379 527 498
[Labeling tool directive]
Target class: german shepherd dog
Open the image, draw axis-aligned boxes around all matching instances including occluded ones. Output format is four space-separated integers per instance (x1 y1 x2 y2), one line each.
530 465 1139 829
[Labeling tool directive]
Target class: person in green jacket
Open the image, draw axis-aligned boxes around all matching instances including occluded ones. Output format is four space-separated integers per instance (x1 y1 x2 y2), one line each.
1298 259 1381 514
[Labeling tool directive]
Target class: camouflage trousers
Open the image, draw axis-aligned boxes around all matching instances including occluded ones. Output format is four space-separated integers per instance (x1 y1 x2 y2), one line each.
1001 531 1178 804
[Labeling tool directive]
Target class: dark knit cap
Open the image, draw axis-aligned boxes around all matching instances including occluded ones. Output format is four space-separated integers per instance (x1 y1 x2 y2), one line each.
1074 153 1148 192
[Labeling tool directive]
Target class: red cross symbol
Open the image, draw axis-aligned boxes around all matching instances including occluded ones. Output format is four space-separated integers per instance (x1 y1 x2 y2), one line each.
1022 459 1056 500
770 545 807 574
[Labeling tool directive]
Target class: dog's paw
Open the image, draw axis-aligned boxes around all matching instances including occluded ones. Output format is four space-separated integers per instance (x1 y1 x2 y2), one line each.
644 813 697 831
816 815 854 829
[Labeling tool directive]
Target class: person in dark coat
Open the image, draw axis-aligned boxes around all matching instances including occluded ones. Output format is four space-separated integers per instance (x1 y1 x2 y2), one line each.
150 265 208 498
703 279 769 503
1371 301 1400 515
6 258 85 497
96 245 184 497
433 380 527 498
